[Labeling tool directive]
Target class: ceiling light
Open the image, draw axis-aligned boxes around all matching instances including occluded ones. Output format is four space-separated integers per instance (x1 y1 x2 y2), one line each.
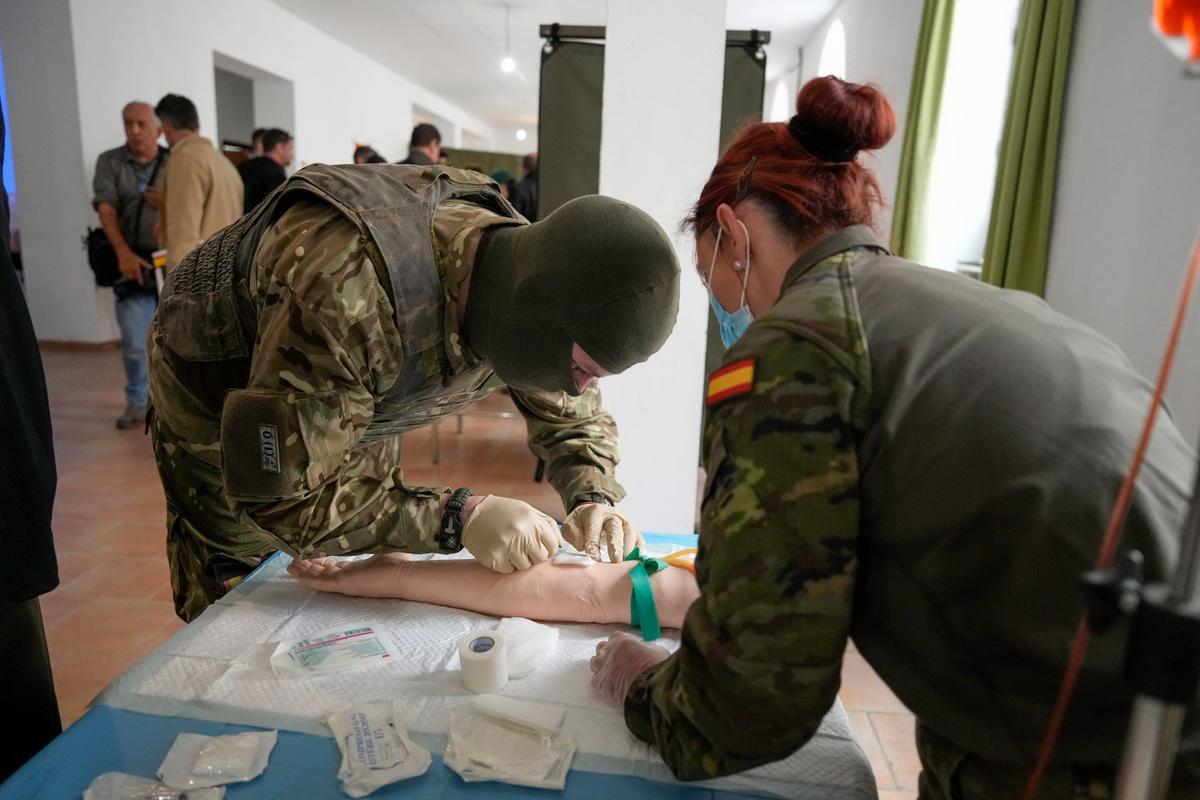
516 129 528 142
501 56 516 73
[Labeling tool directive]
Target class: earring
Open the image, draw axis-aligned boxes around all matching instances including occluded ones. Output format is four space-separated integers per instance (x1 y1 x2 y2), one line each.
733 260 743 269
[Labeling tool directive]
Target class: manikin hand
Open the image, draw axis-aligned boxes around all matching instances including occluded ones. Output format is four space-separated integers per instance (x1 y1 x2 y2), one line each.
590 630 671 704
462 495 561 573
562 503 644 562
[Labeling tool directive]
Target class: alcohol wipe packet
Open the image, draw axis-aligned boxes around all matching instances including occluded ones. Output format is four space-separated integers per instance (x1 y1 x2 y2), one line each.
324 699 432 797
271 624 399 676
157 730 277 789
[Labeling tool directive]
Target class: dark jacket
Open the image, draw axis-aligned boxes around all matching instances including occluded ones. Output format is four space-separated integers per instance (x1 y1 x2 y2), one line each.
0 98 58 608
238 156 287 214
398 149 435 167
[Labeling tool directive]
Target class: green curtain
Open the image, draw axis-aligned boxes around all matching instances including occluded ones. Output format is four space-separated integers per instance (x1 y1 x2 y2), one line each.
889 0 956 261
981 0 1077 295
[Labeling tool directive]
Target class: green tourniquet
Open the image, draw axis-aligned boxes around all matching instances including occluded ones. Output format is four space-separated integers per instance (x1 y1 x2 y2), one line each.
625 546 667 641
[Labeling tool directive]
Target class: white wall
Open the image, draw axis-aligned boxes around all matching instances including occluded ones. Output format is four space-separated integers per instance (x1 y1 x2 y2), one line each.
1045 1 1200 444
597 0 727 535
0 0 114 342
2 0 496 342
800 0 924 244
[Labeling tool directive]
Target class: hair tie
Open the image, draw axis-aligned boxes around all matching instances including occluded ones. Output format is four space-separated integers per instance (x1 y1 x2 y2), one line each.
788 116 858 163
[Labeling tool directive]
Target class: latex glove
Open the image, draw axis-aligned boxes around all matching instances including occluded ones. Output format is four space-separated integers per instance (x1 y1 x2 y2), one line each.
561 503 644 562
462 495 561 573
590 631 671 705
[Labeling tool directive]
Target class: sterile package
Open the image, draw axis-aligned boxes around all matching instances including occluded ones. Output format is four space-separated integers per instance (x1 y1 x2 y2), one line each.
443 696 576 790
83 772 225 800
496 616 558 678
324 699 432 797
271 624 398 676
157 730 276 789
551 541 593 566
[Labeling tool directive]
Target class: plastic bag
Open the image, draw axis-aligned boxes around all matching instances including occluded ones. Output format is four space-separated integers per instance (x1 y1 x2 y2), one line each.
157 731 276 789
83 772 224 800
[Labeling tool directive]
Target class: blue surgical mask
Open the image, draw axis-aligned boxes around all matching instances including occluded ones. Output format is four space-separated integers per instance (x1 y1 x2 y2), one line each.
706 222 754 347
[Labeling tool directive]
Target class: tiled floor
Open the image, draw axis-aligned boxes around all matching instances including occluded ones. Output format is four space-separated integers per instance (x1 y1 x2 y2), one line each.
37 345 919 798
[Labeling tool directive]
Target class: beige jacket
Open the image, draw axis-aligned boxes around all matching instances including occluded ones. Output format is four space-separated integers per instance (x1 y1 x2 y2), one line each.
159 134 243 269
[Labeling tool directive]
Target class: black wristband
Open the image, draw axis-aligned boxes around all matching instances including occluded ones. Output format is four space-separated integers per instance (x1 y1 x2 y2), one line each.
571 492 613 511
437 487 473 553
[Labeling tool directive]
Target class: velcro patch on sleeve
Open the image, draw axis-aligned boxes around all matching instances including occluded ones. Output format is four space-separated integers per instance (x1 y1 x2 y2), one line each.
706 358 756 406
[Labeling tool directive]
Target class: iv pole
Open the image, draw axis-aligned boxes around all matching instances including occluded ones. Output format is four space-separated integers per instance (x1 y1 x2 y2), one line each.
1111 456 1200 799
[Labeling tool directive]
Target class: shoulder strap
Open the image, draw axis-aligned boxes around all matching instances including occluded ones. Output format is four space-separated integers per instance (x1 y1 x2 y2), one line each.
132 148 167 252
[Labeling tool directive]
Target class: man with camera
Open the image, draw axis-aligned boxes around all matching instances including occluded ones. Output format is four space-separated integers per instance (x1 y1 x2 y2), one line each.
92 101 168 430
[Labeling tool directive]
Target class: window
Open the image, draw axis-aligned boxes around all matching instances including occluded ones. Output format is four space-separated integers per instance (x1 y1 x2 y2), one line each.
920 1 1021 274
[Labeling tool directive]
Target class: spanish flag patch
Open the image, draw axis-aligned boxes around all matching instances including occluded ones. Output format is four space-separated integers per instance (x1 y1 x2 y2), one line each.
706 358 756 406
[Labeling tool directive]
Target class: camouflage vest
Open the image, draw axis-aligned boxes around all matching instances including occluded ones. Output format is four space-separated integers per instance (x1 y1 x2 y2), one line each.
160 165 521 439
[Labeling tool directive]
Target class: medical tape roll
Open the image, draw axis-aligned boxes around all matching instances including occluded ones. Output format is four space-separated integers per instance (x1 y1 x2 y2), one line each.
459 630 508 694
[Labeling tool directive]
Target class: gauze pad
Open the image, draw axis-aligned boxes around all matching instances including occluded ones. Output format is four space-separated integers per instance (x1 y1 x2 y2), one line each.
271 625 398 676
157 730 276 789
552 541 594 566
443 698 576 790
496 617 558 679
84 772 225 800
470 694 564 735
324 699 431 797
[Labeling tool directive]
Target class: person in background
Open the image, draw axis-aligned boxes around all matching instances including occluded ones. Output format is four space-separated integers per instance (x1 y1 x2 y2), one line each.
154 93 242 270
511 152 538 221
0 92 62 782
249 127 267 158
398 123 441 166
92 101 168 429
353 145 382 165
588 76 1200 797
490 168 517 202
239 128 293 213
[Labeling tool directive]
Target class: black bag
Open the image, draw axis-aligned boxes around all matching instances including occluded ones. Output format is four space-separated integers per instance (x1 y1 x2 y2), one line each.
83 227 120 287
84 149 164 288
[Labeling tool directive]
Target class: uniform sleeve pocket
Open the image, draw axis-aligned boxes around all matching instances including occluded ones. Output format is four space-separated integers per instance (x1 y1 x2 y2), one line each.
160 289 249 362
221 388 350 501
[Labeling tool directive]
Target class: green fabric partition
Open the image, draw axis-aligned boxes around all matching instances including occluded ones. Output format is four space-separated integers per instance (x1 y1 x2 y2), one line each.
981 0 1078 295
703 43 767 385
719 43 767 149
890 0 957 261
537 40 605 220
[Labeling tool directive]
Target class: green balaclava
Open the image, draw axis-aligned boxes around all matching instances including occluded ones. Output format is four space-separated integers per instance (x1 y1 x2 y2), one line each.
464 195 680 395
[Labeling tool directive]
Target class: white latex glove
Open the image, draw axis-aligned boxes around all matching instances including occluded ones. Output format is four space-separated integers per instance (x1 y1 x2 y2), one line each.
561 503 644 562
590 631 671 704
462 495 561 573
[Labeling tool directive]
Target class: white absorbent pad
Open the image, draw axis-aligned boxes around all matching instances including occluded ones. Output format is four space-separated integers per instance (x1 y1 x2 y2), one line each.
98 554 876 800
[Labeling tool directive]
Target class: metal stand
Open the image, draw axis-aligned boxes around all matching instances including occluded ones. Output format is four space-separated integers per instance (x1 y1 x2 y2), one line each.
1086 437 1200 799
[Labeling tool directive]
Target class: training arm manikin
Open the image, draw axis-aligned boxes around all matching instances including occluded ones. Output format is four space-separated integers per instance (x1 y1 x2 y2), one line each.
288 555 700 631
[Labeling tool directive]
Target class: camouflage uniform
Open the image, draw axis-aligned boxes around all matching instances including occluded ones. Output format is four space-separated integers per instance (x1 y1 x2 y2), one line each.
148 166 623 622
624 226 1199 797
